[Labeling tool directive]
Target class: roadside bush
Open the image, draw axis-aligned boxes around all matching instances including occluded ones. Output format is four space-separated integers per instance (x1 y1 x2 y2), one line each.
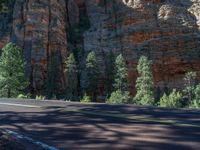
189 84 200 108
189 100 200 108
106 90 130 104
36 95 45 100
80 94 91 103
159 89 183 108
17 93 31 99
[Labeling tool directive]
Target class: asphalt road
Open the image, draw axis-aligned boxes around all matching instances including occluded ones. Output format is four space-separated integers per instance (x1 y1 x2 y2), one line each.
0 98 200 150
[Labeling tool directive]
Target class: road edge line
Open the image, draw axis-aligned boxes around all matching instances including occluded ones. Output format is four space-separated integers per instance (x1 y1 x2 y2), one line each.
0 102 41 108
3 129 59 150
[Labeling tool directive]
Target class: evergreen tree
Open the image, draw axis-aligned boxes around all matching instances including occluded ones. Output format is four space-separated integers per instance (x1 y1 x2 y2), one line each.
194 84 200 100
107 54 130 104
190 84 200 108
183 72 197 103
105 51 115 95
0 42 29 98
113 54 128 91
134 56 155 105
65 53 78 100
85 51 99 100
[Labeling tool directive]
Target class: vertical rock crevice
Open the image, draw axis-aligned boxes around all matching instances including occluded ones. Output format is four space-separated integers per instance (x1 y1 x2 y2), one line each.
0 0 200 97
5 0 69 96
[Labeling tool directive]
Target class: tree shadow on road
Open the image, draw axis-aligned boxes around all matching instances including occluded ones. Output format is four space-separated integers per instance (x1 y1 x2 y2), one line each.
0 104 200 150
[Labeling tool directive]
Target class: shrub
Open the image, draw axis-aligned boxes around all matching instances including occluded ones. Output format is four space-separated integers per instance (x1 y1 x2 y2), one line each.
189 100 200 108
189 84 200 108
36 95 45 100
17 93 31 99
107 90 131 104
81 94 91 103
159 89 183 108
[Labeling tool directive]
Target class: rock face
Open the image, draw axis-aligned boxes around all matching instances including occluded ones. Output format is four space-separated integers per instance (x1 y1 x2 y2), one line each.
83 0 200 95
0 0 68 95
0 0 200 96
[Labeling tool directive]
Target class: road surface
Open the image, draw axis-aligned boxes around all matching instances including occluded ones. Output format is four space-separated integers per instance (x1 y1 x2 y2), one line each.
0 98 200 150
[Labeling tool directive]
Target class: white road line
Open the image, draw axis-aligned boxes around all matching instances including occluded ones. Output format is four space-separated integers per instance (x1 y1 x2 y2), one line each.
4 129 59 150
0 102 41 108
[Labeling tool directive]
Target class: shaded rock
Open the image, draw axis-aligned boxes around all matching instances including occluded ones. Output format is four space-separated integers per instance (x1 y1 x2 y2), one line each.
0 0 200 96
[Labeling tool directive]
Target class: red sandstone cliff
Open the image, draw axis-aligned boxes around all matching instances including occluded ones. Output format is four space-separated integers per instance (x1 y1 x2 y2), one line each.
0 0 200 96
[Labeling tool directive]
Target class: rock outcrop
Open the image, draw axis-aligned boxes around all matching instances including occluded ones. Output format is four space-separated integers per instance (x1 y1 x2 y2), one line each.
0 0 200 96
1 0 68 95
83 0 200 95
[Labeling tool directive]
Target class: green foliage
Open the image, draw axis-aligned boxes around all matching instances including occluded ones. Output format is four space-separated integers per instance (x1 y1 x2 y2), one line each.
84 51 100 99
134 56 155 105
108 54 130 104
17 93 31 99
189 84 200 108
183 72 197 103
0 43 29 98
107 90 130 104
189 100 200 108
113 54 128 91
36 95 45 100
81 94 91 103
105 51 115 95
159 89 183 108
194 84 200 100
65 53 78 100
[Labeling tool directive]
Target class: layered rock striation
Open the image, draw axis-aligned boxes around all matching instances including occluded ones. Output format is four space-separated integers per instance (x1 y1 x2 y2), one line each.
1 0 68 95
0 0 200 96
84 0 200 95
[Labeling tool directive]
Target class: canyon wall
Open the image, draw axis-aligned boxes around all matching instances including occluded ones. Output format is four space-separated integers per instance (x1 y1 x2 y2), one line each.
0 0 200 97
83 0 200 95
0 0 68 96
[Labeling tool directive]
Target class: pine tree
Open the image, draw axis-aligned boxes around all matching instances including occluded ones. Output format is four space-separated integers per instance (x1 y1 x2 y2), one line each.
105 51 115 95
107 54 130 104
65 53 78 100
194 84 200 100
85 51 99 100
0 42 29 98
190 84 200 108
113 54 128 91
189 84 200 108
183 72 197 103
134 56 155 105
